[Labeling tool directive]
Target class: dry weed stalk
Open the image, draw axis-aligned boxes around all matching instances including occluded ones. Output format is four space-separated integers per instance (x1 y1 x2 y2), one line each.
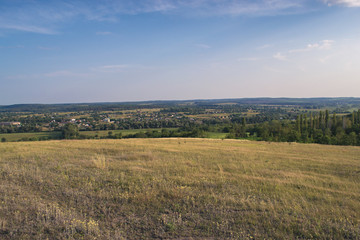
92 154 107 170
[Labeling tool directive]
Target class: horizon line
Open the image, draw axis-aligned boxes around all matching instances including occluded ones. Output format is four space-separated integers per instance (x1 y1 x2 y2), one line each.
1 96 360 107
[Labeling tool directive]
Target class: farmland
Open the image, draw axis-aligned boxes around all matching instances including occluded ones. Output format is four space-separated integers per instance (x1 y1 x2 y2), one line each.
0 138 359 239
1 98 360 146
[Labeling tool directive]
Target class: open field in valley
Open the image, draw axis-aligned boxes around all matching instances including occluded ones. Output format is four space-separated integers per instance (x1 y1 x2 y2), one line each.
0 138 359 239
0 128 179 142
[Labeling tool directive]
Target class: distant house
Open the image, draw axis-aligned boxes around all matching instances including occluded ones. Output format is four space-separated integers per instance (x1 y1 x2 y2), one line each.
103 118 111 123
0 122 21 126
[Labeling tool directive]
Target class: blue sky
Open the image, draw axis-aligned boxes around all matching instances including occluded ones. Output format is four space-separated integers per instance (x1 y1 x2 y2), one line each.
1 0 360 104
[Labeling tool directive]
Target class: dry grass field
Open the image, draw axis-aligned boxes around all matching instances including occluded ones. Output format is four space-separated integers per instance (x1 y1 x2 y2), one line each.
0 138 359 239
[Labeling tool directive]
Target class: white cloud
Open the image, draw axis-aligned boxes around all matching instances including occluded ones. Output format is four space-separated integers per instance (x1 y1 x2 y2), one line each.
212 0 304 16
0 0 310 36
1 0 356 36
0 24 57 35
107 0 306 16
289 40 334 53
272 40 334 62
6 0 341 35
323 0 360 7
273 52 288 61
140 0 177 12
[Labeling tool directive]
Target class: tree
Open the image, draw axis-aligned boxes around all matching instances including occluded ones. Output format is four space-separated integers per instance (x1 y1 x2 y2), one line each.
296 115 301 133
352 111 355 126
348 132 357 146
161 129 170 137
325 110 330 128
319 111 324 129
287 130 300 142
241 117 246 127
61 123 79 139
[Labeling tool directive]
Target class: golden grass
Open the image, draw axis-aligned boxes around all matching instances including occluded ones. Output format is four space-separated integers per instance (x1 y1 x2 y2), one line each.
0 138 359 239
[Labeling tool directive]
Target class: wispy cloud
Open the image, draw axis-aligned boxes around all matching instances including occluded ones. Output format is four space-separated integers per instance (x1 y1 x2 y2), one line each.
209 0 305 16
273 52 288 61
102 0 307 16
273 40 334 61
0 24 57 35
0 0 313 35
139 0 177 13
0 0 356 35
289 40 334 53
323 0 360 7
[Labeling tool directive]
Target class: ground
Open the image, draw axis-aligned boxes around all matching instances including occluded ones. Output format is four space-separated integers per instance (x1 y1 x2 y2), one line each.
0 138 359 239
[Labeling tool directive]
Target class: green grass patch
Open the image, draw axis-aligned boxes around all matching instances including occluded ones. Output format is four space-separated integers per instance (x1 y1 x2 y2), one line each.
0 128 179 142
0 131 61 142
80 128 178 138
206 132 228 139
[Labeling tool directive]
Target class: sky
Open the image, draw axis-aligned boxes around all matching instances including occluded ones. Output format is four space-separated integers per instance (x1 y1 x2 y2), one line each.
1 0 360 105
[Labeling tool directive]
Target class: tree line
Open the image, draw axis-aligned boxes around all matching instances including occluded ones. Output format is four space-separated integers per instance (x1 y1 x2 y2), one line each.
228 110 360 146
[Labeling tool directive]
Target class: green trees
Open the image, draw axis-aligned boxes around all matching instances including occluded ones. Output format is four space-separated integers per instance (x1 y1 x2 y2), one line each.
61 123 79 139
325 110 330 128
244 109 360 146
227 119 247 139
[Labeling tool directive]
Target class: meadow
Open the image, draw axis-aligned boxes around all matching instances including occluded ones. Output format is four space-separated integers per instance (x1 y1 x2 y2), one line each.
0 128 178 142
0 138 359 239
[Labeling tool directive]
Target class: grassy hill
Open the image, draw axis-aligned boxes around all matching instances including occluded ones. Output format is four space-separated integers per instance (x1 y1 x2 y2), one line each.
0 139 359 239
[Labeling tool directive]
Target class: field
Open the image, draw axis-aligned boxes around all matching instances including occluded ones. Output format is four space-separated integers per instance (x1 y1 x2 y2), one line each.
0 128 179 142
0 139 359 239
0 131 62 142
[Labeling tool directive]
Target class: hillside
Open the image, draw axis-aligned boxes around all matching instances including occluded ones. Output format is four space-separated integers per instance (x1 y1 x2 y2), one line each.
0 139 359 239
1 97 360 112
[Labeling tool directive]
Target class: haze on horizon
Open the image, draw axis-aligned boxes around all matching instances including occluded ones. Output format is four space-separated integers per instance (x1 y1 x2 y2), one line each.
1 0 360 105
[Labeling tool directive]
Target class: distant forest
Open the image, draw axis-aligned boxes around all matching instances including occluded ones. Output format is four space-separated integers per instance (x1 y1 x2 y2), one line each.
2 97 360 112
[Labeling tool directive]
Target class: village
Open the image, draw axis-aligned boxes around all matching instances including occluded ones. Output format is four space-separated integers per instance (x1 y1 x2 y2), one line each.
0 108 231 134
